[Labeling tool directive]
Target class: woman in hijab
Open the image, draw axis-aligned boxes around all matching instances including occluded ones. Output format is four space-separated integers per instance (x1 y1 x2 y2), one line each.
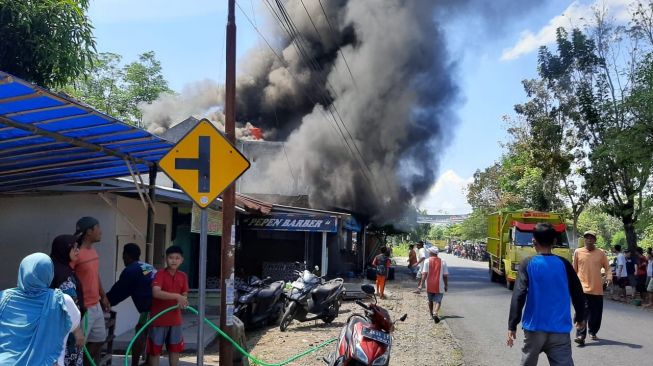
0 252 80 366
51 235 86 366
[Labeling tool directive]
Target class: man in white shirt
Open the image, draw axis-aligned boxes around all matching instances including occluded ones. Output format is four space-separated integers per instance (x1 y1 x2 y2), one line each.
417 246 449 323
415 241 427 281
614 244 627 300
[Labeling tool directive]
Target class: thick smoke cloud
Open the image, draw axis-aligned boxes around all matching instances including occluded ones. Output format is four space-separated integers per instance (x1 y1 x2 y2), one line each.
142 0 541 224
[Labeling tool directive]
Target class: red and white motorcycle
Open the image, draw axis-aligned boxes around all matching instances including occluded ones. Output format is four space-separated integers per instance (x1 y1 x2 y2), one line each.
324 284 407 366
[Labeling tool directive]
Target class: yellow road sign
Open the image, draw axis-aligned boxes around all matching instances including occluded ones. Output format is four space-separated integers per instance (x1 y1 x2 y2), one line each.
158 119 250 208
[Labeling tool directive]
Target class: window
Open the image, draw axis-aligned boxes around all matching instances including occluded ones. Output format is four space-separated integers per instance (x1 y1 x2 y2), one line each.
513 228 569 247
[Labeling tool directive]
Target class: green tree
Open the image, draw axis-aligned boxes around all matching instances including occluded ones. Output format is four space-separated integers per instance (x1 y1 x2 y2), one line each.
458 209 488 241
121 51 172 125
538 20 653 251
429 225 445 240
64 51 172 126
63 52 124 117
577 205 622 249
0 0 96 87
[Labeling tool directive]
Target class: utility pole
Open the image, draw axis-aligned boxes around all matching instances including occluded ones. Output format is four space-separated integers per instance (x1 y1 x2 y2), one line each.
220 0 237 365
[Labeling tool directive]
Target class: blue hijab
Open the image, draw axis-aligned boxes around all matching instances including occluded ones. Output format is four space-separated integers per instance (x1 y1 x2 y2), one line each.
0 253 72 365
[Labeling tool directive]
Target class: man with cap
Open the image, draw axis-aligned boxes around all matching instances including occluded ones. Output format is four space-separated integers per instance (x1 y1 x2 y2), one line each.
417 246 448 323
573 230 612 346
74 216 110 366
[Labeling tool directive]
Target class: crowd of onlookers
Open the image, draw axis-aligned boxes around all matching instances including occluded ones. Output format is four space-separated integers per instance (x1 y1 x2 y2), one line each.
445 242 488 261
0 216 190 366
608 245 653 307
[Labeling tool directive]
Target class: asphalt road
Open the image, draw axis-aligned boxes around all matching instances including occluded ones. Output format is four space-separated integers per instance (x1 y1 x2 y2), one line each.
439 253 653 366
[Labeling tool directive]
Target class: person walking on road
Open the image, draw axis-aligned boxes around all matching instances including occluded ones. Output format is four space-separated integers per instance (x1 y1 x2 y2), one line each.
572 231 612 346
415 241 427 281
408 244 418 276
372 246 392 299
507 223 586 366
417 246 448 324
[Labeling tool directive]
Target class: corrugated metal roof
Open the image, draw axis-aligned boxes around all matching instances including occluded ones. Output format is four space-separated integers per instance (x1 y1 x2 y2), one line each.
0 71 171 192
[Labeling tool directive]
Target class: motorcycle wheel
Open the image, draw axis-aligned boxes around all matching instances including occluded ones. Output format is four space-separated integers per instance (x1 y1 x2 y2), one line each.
280 302 297 332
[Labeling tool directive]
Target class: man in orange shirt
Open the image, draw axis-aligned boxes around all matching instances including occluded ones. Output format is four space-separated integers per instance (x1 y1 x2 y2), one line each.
573 230 612 346
74 216 111 365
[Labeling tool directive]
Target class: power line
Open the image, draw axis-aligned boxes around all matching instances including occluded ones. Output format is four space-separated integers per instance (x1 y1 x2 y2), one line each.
317 0 357 89
300 0 325 44
268 0 380 191
237 0 379 194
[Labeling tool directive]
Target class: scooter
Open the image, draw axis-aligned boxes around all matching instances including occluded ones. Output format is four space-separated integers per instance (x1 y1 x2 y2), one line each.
234 276 285 330
279 264 344 332
324 284 407 366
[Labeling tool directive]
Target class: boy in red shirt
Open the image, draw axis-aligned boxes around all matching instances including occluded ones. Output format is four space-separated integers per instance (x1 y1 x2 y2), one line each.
148 246 189 366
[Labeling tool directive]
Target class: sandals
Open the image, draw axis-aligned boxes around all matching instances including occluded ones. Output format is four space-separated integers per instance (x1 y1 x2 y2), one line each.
432 315 440 324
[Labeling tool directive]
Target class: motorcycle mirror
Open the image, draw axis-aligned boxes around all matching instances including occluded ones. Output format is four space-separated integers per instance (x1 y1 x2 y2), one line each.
400 314 408 322
361 284 375 295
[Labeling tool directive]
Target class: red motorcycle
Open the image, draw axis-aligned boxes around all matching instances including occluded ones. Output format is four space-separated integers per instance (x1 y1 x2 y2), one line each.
324 284 407 366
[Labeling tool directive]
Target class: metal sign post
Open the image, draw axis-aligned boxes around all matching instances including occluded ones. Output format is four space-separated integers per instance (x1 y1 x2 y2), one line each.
197 208 208 365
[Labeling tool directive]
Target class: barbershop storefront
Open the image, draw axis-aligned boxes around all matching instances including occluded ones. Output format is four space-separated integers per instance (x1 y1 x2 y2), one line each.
236 213 339 281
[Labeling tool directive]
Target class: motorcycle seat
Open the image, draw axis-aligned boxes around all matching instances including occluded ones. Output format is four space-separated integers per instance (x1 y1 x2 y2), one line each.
312 281 341 298
258 281 283 298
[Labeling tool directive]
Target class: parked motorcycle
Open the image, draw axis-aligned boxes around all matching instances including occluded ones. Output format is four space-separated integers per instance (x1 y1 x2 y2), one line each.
234 276 285 330
324 284 407 366
279 264 344 332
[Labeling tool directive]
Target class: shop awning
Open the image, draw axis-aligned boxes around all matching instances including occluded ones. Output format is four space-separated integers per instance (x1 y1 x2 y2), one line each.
0 72 171 192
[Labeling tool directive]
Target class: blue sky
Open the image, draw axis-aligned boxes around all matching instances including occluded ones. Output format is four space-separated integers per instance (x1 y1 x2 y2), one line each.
87 0 633 214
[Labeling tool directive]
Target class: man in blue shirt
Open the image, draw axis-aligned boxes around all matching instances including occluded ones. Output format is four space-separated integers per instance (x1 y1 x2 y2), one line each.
107 243 155 366
507 223 586 366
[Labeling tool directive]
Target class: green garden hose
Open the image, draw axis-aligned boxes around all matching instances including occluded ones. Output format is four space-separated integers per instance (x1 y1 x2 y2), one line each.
122 305 338 366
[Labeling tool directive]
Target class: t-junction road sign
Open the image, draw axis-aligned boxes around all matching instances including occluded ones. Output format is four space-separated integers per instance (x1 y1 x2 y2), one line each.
158 118 250 208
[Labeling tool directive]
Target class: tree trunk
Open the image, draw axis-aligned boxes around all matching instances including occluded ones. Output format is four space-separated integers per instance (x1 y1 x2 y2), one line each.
622 215 638 252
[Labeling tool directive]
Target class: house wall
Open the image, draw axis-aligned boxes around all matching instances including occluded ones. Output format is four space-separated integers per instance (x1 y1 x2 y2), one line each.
0 194 118 290
0 193 173 336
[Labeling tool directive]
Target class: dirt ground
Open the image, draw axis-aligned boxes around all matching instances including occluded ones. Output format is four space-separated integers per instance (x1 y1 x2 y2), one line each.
182 264 463 366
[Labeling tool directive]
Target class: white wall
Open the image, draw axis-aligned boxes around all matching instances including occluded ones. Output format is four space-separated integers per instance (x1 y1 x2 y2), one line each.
0 193 173 336
0 194 117 290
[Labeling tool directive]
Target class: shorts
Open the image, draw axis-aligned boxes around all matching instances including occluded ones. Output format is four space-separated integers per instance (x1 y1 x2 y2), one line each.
427 292 444 304
617 277 628 288
147 325 184 355
84 302 108 343
647 277 653 293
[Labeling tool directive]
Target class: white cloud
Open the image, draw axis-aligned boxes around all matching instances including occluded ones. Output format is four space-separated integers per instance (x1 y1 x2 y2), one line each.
419 170 473 215
88 0 223 23
501 0 634 61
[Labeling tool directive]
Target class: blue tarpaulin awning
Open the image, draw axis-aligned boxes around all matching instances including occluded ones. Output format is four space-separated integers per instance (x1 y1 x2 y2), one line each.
0 71 172 192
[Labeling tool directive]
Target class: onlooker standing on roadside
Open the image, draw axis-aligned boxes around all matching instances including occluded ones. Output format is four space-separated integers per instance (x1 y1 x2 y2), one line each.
107 244 156 366
407 244 418 275
148 246 189 366
635 247 648 300
417 246 448 324
73 216 110 366
625 250 637 296
0 253 80 366
572 231 612 346
613 245 627 300
645 248 653 308
50 235 86 366
507 223 585 366
372 246 392 299
415 241 427 281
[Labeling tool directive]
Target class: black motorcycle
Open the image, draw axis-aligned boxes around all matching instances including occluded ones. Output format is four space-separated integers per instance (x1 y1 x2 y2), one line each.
234 276 285 330
279 265 344 332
